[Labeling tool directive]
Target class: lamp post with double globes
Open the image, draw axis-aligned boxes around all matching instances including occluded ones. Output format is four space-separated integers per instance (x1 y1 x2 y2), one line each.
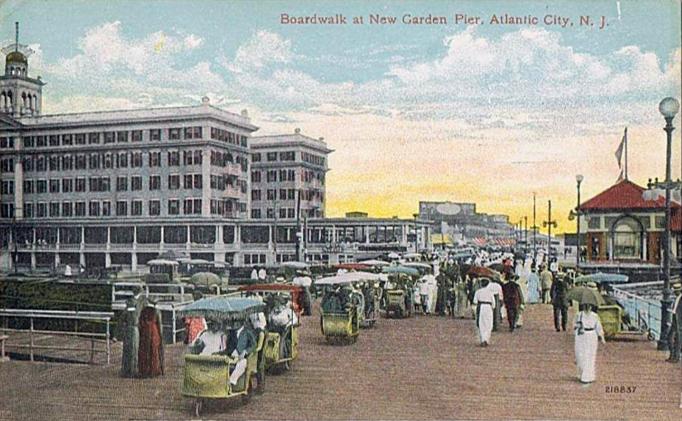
658 96 680 351
576 174 584 269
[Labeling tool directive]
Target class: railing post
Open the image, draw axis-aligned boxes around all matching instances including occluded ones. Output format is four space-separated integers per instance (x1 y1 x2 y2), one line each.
172 306 177 344
29 317 34 362
106 319 110 365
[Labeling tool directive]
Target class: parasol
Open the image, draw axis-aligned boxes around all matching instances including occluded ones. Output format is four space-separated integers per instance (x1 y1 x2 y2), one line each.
189 272 221 287
467 265 501 280
359 259 390 266
382 265 420 276
281 261 310 269
179 296 265 322
567 286 606 307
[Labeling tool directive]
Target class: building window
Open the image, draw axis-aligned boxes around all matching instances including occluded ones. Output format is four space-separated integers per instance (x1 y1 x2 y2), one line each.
116 152 128 168
102 201 111 216
168 174 180 190
279 151 295 161
266 208 274 219
193 174 202 189
89 201 100 217
23 180 34 194
131 176 142 191
149 200 160 216
168 151 180 166
36 156 46 172
251 171 261 183
36 179 47 193
61 155 73 170
131 152 143 168
1 180 14 194
279 189 287 200
75 154 86 170
103 153 113 169
35 202 46 218
116 201 127 216
62 178 73 193
267 152 277 162
88 133 100 144
251 190 261 201
252 153 261 163
75 134 86 145
75 201 86 217
116 131 129 143
49 179 60 193
89 153 101 169
149 151 161 167
61 202 72 217
131 200 142 216
168 199 179 215
169 128 181 140
149 175 161 190
47 156 59 171
266 170 277 182
116 176 128 191
75 178 86 192
266 189 276 200
184 174 193 189
251 209 261 219
131 130 143 142
150 129 161 141
184 127 202 139
104 132 115 144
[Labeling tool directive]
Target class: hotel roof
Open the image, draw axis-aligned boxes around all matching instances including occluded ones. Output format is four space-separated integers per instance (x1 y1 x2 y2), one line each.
251 131 333 153
8 102 259 131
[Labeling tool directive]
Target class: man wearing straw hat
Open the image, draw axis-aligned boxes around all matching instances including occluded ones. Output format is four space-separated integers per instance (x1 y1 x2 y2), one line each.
666 283 682 363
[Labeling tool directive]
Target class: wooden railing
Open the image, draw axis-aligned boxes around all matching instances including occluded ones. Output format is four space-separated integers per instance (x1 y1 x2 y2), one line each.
0 309 114 364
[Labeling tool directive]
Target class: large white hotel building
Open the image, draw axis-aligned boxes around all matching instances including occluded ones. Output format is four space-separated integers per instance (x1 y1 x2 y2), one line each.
0 33 431 271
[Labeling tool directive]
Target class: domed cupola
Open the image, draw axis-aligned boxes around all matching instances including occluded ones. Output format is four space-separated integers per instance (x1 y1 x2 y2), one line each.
1 22 44 117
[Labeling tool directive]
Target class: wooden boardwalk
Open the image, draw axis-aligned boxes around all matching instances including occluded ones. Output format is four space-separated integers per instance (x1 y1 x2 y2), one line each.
0 303 680 420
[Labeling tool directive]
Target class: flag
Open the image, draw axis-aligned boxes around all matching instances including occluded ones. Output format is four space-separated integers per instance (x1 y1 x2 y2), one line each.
615 128 627 168
616 169 624 183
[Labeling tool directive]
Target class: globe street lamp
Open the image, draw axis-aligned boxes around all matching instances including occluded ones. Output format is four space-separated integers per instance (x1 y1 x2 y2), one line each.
576 174 584 269
658 96 680 350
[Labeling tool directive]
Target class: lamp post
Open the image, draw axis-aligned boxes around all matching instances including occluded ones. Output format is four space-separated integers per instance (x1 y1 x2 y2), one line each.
532 192 538 265
576 174 584 269
658 96 680 350
524 216 528 254
543 200 557 266
413 213 419 253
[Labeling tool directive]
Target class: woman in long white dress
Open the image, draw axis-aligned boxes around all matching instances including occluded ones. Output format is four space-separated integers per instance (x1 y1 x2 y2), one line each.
574 304 606 384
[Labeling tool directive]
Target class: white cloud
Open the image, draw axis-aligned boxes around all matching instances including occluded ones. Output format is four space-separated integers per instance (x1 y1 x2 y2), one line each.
225 30 294 73
37 21 221 112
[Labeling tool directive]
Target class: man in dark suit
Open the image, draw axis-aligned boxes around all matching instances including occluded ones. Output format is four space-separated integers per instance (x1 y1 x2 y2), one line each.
550 274 570 332
502 275 523 331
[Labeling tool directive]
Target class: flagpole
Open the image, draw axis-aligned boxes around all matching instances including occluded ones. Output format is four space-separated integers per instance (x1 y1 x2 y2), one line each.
624 127 628 180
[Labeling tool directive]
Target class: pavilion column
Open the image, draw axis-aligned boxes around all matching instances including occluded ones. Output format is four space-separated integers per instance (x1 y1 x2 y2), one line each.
160 225 165 250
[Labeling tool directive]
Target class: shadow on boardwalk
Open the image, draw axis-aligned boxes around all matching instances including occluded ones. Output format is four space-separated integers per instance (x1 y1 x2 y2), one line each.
0 304 680 420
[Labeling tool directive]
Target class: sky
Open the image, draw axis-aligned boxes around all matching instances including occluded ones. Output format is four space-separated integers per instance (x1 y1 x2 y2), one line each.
1 0 680 233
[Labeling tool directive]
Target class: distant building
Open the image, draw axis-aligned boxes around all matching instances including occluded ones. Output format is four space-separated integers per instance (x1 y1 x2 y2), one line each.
419 200 514 246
